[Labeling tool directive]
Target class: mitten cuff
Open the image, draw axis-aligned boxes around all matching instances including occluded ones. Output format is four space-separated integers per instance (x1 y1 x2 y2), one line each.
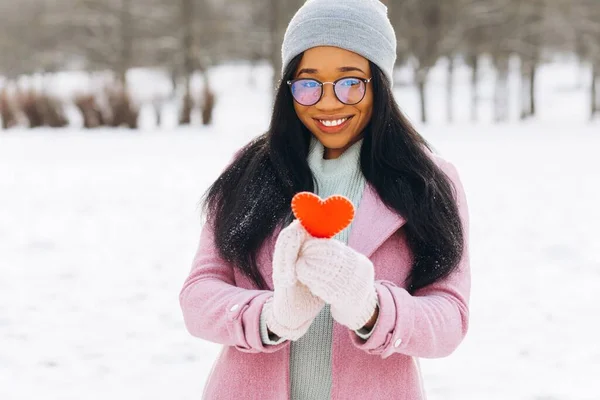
262 300 313 341
332 284 378 331
260 302 287 345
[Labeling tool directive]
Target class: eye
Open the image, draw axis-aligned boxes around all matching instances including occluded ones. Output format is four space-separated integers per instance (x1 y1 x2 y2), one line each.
300 80 320 88
340 78 361 87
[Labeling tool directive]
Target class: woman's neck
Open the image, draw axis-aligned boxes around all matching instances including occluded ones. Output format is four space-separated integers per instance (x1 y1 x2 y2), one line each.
323 137 364 159
308 136 363 188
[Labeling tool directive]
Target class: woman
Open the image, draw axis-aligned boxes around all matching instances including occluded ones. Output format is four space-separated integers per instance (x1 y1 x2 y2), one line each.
179 0 470 398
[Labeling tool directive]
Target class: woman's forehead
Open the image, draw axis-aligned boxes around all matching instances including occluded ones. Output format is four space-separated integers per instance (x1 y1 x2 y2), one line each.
298 46 370 73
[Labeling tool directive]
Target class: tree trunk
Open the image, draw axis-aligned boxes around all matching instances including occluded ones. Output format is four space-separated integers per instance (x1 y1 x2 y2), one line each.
416 69 428 124
592 63 598 120
180 75 192 125
200 71 215 125
520 58 537 120
494 56 510 123
270 0 285 93
154 100 162 129
170 70 178 100
575 31 586 89
529 62 537 117
446 56 455 123
469 54 479 123
180 0 195 125
520 59 531 120
117 0 133 85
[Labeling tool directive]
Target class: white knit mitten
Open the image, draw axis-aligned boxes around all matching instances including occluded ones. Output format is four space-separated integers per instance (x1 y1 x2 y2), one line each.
263 220 325 341
296 238 377 331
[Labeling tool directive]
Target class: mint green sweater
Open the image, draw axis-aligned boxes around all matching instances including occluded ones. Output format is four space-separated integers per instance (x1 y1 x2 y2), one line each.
260 138 376 399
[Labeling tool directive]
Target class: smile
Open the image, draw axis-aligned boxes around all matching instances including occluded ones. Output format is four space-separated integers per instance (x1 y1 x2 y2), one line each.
314 116 353 133
318 117 348 127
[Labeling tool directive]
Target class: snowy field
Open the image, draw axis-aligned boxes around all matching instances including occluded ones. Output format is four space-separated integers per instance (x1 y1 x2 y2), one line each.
1 59 599 400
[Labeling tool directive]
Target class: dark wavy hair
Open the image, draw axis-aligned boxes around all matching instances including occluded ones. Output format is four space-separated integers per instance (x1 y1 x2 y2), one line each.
203 53 464 293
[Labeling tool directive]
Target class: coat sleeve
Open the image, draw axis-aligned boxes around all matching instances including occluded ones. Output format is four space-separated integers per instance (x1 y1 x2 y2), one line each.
350 160 471 359
179 219 289 354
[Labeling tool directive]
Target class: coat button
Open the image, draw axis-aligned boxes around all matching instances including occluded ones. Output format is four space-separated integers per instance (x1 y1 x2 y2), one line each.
394 338 402 348
230 304 239 312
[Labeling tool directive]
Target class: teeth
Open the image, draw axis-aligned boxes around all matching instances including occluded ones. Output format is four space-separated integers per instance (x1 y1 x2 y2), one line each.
319 118 348 127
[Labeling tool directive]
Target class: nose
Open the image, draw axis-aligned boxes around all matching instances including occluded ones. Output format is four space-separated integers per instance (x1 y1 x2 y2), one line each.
316 83 343 110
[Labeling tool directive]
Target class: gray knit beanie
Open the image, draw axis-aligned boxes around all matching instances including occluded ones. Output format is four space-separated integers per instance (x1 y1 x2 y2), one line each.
281 0 397 86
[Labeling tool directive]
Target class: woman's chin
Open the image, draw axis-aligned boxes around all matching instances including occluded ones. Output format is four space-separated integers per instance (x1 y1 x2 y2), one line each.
312 134 358 158
313 132 353 148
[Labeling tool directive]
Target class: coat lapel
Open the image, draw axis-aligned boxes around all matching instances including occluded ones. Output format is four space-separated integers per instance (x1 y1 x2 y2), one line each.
348 184 407 257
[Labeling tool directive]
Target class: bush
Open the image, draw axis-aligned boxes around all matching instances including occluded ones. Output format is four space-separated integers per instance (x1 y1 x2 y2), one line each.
105 80 139 129
38 93 69 128
74 94 105 129
180 92 193 125
1 86 19 129
73 79 139 129
16 88 68 129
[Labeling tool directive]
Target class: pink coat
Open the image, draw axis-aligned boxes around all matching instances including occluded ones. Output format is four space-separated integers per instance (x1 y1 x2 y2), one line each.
179 155 470 400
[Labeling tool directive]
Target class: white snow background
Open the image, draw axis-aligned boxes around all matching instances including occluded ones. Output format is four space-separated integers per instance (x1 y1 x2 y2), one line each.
1 57 599 400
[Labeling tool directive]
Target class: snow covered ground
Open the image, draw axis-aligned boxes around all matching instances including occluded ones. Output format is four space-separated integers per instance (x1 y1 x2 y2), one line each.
1 60 599 400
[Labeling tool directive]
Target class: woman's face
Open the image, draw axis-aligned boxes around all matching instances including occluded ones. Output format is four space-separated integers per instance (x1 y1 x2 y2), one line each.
292 46 373 159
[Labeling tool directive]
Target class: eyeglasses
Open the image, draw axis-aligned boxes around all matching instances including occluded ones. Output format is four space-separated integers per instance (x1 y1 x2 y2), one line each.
286 76 372 106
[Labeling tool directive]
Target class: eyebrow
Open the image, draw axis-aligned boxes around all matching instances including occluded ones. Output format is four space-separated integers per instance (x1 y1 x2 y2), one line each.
297 66 366 75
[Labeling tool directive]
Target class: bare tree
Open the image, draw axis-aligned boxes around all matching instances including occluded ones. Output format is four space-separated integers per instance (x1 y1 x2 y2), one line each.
569 0 600 119
179 0 196 124
0 0 74 77
268 0 303 92
62 0 137 84
456 0 516 122
515 0 547 120
478 0 523 122
392 0 465 123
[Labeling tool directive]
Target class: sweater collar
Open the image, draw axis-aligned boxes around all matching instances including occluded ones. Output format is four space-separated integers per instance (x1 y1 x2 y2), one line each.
307 136 363 188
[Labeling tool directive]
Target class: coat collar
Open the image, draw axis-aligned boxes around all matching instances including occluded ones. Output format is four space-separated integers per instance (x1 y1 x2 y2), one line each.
348 184 407 257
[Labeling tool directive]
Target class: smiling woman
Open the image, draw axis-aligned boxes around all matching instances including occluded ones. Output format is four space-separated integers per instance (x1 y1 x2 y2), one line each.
180 0 471 399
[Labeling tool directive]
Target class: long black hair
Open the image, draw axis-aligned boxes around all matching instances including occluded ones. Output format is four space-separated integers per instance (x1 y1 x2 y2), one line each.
204 53 464 293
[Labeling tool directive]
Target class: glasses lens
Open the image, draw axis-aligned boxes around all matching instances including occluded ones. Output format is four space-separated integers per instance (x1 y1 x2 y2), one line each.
335 78 366 105
290 79 322 106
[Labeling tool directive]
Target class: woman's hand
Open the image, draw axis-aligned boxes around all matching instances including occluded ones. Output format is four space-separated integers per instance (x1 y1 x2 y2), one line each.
296 238 378 331
263 220 325 341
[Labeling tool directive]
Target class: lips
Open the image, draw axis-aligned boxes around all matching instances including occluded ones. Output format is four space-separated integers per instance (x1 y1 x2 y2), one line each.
314 116 353 133
317 117 348 127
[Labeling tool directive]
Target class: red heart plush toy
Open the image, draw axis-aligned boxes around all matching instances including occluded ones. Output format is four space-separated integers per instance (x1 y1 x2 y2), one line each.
291 192 355 239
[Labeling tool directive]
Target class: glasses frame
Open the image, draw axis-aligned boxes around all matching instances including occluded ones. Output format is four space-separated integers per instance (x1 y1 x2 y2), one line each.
286 76 372 106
